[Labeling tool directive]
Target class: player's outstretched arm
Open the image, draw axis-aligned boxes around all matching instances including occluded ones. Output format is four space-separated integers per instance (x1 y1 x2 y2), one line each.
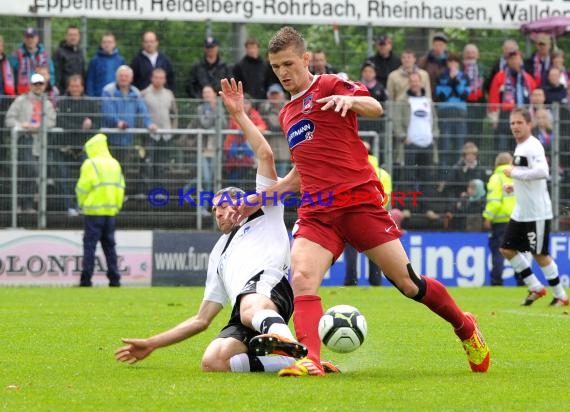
219 78 277 181
115 300 223 364
317 95 383 118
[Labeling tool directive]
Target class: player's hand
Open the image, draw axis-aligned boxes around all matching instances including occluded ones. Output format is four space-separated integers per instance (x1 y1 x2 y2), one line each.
219 78 244 116
232 193 262 224
317 95 353 117
503 183 514 193
483 220 492 230
115 338 155 364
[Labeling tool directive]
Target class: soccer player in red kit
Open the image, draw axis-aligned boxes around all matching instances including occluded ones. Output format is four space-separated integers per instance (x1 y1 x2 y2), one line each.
240 26 490 376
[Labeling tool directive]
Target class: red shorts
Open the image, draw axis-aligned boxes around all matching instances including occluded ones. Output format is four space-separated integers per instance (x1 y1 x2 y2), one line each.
293 196 402 260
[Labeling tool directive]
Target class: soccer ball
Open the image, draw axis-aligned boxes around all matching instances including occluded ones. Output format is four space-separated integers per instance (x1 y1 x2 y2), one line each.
318 305 367 353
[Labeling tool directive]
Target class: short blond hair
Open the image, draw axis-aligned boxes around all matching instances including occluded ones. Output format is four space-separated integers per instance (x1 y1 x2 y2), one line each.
495 152 513 167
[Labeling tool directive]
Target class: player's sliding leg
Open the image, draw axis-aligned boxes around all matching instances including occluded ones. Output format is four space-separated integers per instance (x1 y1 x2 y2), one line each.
249 309 308 358
366 239 490 373
229 353 295 372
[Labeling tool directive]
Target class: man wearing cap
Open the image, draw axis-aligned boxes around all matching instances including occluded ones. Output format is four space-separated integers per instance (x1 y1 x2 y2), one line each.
418 31 449 99
488 48 536 153
233 37 270 100
365 35 400 87
10 27 55 95
524 34 552 87
5 73 56 212
185 36 230 98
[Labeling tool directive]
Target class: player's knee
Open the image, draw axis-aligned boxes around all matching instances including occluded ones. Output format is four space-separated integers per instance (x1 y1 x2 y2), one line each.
290 270 320 295
385 264 424 299
201 353 230 372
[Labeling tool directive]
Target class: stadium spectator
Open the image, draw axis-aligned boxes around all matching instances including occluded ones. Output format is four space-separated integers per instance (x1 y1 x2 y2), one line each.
485 39 519 93
448 178 486 232
500 107 568 306
524 34 552 87
359 61 387 103
241 27 489 376
185 36 230 98
232 37 269 100
543 67 568 104
101 65 156 180
10 27 55 95
115 78 312 373
435 52 470 167
550 49 569 87
418 32 448 100
223 93 266 187
358 61 387 138
130 31 175 93
437 141 488 200
53 25 85 93
186 85 226 195
85 32 125 97
488 48 536 153
4 73 56 213
0 35 15 163
343 141 389 287
141 67 178 189
462 43 487 148
258 83 289 177
528 87 550 125
387 49 431 102
532 108 553 150
76 133 125 287
483 152 516 286
56 74 99 216
35 64 59 106
309 49 336 75
365 34 400 87
393 71 439 192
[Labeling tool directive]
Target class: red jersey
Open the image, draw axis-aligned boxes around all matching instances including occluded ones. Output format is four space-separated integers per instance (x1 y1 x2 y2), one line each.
279 74 382 210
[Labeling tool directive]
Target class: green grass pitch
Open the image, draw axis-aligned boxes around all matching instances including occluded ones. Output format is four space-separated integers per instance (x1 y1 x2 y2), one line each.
1 286 569 411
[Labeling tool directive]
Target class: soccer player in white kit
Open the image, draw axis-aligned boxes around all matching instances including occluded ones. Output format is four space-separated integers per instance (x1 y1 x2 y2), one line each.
114 78 310 372
500 107 569 306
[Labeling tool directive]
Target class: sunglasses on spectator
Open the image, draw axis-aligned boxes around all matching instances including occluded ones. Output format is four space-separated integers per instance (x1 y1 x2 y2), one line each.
32 82 45 85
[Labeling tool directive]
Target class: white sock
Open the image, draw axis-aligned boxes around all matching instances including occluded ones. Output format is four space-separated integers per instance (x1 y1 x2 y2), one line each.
510 252 543 290
541 261 568 299
251 309 295 341
229 353 294 372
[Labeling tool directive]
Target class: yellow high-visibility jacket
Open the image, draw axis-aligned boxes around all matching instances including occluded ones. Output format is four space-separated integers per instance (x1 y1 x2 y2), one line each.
76 133 125 216
483 164 515 224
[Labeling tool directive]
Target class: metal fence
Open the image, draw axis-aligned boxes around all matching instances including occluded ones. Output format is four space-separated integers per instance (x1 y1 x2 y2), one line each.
1 95 569 232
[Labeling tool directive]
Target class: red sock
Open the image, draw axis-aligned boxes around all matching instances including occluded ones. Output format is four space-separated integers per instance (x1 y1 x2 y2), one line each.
420 276 474 340
293 295 323 364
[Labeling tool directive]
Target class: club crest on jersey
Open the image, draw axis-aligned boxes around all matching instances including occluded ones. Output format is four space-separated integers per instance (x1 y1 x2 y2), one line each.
302 94 314 114
287 119 315 149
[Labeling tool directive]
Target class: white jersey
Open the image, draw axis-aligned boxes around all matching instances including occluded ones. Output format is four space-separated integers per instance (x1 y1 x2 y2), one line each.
203 174 290 307
511 135 553 222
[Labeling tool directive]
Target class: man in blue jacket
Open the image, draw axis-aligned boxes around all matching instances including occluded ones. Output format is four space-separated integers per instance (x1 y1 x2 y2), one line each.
86 32 125 97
